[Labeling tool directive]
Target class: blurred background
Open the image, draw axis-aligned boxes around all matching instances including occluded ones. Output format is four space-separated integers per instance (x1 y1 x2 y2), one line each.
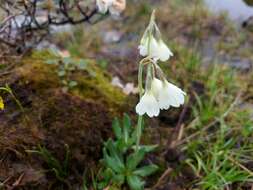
0 0 253 189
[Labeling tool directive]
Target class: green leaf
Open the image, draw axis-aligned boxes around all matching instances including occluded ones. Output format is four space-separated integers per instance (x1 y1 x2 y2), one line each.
126 149 146 171
133 164 158 177
98 181 108 190
106 139 124 165
123 114 131 144
123 114 131 132
99 168 114 189
242 123 253 137
112 174 125 185
112 118 122 139
132 145 158 153
103 148 125 173
127 175 144 190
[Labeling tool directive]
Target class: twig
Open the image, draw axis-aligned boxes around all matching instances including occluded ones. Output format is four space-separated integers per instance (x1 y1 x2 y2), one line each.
0 0 101 53
151 167 173 189
12 173 25 187
227 155 253 176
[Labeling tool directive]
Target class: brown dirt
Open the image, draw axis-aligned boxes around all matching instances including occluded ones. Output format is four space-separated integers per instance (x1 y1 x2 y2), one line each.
0 53 127 189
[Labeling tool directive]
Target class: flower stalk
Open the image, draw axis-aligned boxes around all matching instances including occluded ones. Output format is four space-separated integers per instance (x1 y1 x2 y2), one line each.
135 10 186 148
136 62 144 149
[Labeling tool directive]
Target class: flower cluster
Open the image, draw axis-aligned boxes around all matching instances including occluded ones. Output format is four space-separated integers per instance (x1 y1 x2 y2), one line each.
96 0 126 15
136 11 186 117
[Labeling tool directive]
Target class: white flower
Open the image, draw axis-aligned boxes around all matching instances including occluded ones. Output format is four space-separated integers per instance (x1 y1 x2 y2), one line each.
138 36 173 62
139 36 158 57
96 0 109 14
156 40 173 62
157 80 186 109
151 77 163 99
136 91 160 117
96 0 114 14
96 0 125 15
109 0 126 15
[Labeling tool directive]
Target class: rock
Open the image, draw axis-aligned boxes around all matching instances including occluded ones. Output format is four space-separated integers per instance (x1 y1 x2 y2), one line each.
0 50 128 189
111 76 138 95
224 57 252 71
103 30 123 44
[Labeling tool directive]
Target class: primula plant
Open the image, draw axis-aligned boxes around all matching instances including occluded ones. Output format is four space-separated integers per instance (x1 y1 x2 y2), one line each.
100 114 158 190
135 10 186 148
99 10 186 190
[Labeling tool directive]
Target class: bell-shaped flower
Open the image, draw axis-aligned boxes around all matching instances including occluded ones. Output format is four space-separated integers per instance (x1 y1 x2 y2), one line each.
156 40 173 62
157 80 186 109
96 0 112 14
136 90 160 117
96 0 124 15
138 36 173 62
151 77 163 99
109 0 126 15
139 35 158 57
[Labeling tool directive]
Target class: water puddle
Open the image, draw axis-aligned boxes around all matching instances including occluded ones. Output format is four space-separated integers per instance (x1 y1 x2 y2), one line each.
204 0 253 24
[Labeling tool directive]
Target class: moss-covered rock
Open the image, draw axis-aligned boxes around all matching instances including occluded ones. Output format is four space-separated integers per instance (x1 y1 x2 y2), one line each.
0 50 129 189
17 51 127 111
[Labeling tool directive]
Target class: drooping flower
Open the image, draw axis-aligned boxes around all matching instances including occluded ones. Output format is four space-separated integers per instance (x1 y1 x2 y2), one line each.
136 10 186 118
157 80 186 109
156 40 173 62
109 0 126 15
96 0 125 15
139 36 158 58
96 0 113 14
138 35 173 62
135 91 160 117
151 77 163 99
151 77 186 110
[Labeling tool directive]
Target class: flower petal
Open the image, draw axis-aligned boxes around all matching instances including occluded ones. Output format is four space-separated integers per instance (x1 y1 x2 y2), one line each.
96 0 108 13
138 44 148 57
151 78 163 99
157 41 173 62
96 0 114 14
135 91 160 117
157 81 186 109
136 101 146 116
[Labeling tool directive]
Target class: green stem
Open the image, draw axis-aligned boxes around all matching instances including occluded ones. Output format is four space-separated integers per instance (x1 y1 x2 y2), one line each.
0 85 30 125
136 115 143 149
145 64 152 90
138 63 144 98
136 10 156 150
136 63 145 149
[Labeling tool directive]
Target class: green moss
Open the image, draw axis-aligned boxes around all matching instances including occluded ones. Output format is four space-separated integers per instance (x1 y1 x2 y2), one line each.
17 52 60 91
72 62 126 111
16 50 126 113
